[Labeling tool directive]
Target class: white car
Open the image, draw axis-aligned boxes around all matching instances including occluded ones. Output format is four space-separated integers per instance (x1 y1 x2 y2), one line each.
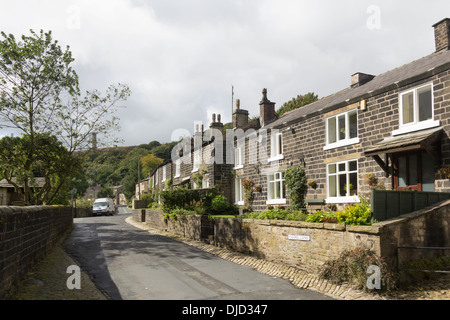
93 198 116 216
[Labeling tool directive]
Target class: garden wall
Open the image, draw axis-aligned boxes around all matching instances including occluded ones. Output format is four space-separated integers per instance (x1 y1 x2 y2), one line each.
133 208 202 241
0 206 73 299
215 200 450 272
132 200 450 274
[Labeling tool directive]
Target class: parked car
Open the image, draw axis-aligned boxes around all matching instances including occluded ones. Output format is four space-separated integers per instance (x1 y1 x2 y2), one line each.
93 198 116 216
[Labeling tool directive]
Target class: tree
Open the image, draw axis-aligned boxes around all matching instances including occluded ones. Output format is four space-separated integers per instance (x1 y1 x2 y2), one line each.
0 133 83 205
0 29 130 204
275 92 319 117
141 154 163 177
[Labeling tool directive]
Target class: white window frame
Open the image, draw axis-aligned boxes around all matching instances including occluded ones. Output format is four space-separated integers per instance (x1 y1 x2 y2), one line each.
268 131 283 162
234 177 244 205
174 159 181 178
266 172 286 205
393 82 439 136
324 109 359 150
326 159 359 203
234 147 244 169
162 166 166 182
192 149 200 172
202 177 210 189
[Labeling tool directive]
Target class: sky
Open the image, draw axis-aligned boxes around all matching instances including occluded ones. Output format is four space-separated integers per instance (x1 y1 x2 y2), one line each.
0 0 448 146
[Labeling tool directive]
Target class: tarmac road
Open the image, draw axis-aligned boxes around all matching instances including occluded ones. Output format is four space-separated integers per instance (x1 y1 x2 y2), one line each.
63 207 332 301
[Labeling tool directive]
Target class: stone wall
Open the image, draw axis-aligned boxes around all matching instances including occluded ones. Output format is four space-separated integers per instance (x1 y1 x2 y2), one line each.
132 208 202 241
0 206 73 299
133 200 449 274
214 200 450 273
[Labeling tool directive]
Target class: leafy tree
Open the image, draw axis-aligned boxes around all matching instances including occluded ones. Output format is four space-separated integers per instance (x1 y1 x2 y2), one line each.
275 92 319 117
0 133 83 204
97 185 114 199
150 141 177 161
0 29 130 204
141 153 163 177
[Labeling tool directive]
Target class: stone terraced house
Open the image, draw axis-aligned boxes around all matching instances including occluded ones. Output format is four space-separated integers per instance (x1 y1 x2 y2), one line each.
148 18 450 213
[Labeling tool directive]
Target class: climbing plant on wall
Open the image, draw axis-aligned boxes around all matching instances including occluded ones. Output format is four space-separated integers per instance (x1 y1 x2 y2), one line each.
284 166 308 211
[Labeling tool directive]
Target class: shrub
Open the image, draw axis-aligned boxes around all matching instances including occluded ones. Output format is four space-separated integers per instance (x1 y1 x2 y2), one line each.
320 247 398 292
140 193 153 201
284 209 308 221
160 187 219 212
284 166 308 211
242 208 307 221
305 211 338 223
337 197 372 225
241 179 255 211
211 195 237 214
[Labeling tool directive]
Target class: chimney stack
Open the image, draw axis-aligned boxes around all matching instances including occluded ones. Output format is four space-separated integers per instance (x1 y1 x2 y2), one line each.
433 18 450 53
232 98 249 129
351 72 375 88
259 88 276 126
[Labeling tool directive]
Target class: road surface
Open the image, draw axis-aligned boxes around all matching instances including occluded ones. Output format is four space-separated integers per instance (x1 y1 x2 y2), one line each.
63 206 333 301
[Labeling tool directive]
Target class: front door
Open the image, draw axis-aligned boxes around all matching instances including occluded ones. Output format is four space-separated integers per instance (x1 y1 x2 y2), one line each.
393 151 435 191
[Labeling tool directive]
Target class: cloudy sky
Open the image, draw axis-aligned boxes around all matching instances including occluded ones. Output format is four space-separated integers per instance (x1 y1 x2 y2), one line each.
0 0 448 146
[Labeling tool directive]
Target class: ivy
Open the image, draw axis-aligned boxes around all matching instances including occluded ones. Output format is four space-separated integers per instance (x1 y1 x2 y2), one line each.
284 166 308 211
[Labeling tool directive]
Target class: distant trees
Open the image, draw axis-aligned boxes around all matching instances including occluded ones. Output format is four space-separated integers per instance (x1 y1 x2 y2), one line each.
141 154 163 177
275 92 319 117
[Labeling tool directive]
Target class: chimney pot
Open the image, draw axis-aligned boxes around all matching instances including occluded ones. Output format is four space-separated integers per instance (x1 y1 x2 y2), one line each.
212 113 216 122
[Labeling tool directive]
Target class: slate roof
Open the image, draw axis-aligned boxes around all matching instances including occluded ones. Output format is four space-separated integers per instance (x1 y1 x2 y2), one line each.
0 178 45 188
266 49 450 129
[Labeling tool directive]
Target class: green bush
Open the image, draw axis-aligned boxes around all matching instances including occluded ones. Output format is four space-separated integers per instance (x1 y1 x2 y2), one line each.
337 197 372 225
284 166 308 210
305 211 338 223
160 187 219 212
320 247 398 292
171 208 195 215
242 208 307 221
140 193 153 201
210 195 237 215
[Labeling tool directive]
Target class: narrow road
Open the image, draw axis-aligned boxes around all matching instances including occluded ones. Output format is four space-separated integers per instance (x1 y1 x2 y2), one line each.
63 207 332 300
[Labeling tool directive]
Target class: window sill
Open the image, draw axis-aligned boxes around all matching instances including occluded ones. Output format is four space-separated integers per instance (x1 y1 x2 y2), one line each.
266 199 287 205
174 174 180 179
267 155 284 162
235 201 244 206
392 120 440 136
191 168 199 173
233 165 244 170
323 138 360 151
326 196 360 204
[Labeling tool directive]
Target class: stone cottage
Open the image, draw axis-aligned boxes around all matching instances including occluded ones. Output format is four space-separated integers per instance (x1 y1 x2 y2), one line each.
148 18 450 212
